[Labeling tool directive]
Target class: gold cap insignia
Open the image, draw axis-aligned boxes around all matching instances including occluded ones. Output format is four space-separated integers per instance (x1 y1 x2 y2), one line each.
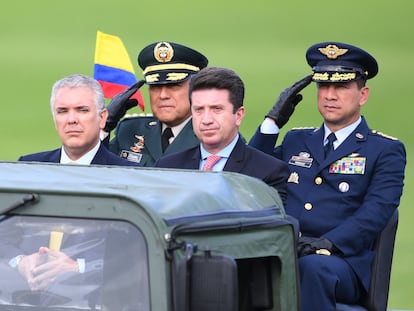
154 42 174 63
318 44 348 60
167 72 189 81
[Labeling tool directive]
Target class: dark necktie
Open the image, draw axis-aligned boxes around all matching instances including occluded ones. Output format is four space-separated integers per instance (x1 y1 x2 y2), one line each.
324 132 337 158
161 127 174 152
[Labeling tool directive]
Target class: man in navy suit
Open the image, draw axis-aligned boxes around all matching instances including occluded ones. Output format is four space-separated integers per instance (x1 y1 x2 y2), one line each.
15 74 138 294
155 67 290 205
249 42 406 310
19 74 138 167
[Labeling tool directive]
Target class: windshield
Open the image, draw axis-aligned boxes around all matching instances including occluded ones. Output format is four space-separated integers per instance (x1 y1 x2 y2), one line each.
0 216 150 311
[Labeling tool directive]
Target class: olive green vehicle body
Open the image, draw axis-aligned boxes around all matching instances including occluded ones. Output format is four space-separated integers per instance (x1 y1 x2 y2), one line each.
0 161 299 311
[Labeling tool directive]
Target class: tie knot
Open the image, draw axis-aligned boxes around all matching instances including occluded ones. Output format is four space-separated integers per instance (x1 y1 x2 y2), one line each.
327 132 337 144
202 155 222 171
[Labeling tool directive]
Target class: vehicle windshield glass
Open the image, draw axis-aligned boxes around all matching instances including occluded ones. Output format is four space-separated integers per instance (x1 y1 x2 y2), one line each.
0 215 150 311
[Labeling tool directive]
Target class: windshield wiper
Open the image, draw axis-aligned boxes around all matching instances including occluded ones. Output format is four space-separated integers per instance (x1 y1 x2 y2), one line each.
1 193 39 215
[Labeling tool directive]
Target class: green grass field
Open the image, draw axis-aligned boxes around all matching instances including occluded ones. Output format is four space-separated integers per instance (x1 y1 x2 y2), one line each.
1 0 413 308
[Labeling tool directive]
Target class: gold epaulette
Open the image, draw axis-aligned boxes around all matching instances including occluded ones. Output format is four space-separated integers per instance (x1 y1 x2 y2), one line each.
371 129 399 140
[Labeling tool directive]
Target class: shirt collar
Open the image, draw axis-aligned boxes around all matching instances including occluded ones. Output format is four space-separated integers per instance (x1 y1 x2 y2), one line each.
162 117 192 143
324 116 361 148
60 141 101 165
200 133 239 160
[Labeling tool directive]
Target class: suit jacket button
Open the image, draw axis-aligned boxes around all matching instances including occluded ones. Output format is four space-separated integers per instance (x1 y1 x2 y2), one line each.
315 177 323 185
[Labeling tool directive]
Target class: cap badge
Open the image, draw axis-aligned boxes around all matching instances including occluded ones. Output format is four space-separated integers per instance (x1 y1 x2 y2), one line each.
154 42 174 63
318 44 348 59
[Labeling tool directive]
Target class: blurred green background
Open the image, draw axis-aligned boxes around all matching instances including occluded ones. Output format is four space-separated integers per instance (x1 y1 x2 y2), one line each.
0 0 412 308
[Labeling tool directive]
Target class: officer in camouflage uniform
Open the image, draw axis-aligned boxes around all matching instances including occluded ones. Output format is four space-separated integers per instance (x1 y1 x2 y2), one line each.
249 42 406 310
102 41 208 166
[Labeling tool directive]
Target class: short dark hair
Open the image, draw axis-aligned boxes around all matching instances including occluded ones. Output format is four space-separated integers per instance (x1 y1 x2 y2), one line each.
188 67 244 113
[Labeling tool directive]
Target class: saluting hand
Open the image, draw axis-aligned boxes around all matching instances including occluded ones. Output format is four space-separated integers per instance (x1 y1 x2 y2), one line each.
266 75 313 128
104 80 145 133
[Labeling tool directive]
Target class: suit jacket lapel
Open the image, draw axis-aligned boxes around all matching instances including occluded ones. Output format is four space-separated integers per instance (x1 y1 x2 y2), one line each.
223 136 245 173
51 149 62 163
188 147 202 169
91 144 107 165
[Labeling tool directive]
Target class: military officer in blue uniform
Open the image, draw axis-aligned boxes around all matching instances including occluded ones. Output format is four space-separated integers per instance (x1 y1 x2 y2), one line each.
249 42 406 310
101 41 208 166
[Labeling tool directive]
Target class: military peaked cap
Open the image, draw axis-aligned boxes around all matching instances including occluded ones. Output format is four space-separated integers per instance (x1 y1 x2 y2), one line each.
138 41 208 85
306 41 378 83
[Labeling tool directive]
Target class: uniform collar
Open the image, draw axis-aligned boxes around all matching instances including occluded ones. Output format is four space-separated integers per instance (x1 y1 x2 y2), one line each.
324 116 362 149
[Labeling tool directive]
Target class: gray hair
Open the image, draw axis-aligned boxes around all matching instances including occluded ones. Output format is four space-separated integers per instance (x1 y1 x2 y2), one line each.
50 74 105 113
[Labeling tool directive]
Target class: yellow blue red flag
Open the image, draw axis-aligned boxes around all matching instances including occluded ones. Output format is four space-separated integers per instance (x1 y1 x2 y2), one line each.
94 31 144 110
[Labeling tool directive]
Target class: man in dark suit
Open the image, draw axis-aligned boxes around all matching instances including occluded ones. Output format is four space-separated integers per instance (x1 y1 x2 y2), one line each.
18 74 138 167
101 41 209 167
15 74 138 295
155 67 290 204
249 42 406 310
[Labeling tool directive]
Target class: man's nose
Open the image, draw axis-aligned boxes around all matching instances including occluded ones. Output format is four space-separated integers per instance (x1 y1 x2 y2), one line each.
324 86 338 99
159 86 170 98
67 111 78 124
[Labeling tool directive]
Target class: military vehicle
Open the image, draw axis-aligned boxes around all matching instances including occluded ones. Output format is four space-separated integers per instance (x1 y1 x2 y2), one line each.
0 161 299 311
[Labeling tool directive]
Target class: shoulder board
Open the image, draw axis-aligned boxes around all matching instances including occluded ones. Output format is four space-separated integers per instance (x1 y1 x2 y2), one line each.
124 113 154 119
371 129 399 140
290 127 317 131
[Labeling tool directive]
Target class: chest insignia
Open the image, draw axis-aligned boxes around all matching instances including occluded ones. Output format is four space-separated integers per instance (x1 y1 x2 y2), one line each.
288 152 313 168
288 172 299 184
329 157 366 174
130 135 145 153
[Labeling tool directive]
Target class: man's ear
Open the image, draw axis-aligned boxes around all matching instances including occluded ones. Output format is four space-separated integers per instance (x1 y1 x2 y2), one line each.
99 108 109 129
359 86 370 107
236 106 245 126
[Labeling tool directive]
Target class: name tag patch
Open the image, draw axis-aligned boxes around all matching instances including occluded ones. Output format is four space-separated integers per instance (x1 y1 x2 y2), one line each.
120 150 142 163
289 152 313 168
329 157 366 174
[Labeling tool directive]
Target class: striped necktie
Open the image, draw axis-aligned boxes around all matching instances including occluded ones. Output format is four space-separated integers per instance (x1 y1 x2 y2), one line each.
202 155 222 171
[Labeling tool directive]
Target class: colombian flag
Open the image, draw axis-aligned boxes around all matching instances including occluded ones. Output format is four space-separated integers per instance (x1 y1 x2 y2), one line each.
94 31 144 111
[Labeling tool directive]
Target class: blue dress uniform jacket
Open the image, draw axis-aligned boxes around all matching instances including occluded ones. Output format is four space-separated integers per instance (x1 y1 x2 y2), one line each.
249 116 406 291
18 143 139 166
108 115 199 167
155 136 290 205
